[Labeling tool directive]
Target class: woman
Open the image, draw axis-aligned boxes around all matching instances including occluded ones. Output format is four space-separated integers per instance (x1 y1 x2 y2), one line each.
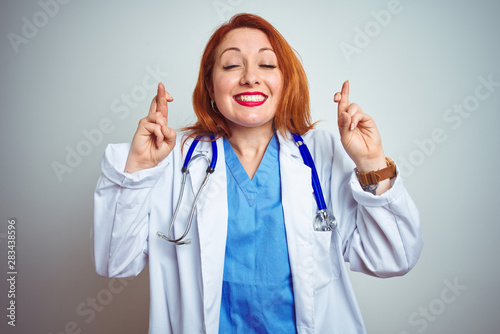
93 13 423 334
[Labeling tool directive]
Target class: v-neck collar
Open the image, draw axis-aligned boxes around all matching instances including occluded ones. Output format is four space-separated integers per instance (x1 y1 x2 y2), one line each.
223 135 279 206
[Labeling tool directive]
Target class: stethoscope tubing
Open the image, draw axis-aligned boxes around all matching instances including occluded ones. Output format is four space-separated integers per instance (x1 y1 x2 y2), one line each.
159 133 334 245
157 135 217 245
291 134 327 211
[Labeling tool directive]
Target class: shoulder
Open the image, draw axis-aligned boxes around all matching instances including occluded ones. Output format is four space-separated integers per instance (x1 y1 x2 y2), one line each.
174 131 204 155
304 128 331 137
277 129 340 159
176 131 193 146
301 129 341 155
302 129 355 170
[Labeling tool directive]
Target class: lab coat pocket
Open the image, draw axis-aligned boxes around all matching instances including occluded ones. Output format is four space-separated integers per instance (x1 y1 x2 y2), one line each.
312 230 340 292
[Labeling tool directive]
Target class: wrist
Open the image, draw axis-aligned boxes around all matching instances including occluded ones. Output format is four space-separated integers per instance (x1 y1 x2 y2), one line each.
124 158 155 174
356 157 396 186
354 155 387 173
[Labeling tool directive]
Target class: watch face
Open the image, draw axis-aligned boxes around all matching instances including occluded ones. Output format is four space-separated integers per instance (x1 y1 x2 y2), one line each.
361 183 379 195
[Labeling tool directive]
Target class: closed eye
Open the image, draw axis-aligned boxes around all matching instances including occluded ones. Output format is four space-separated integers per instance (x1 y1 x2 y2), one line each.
223 65 239 70
260 64 277 68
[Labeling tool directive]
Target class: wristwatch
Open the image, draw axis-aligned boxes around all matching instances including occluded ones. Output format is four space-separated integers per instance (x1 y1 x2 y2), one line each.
356 157 396 185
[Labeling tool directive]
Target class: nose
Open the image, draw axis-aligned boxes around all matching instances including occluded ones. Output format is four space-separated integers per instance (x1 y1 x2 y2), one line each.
240 65 260 86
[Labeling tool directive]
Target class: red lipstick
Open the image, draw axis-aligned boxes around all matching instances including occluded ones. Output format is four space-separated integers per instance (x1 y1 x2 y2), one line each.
233 92 268 107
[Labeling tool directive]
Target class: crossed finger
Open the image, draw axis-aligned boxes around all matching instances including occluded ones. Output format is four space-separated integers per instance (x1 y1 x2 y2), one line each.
149 82 173 118
334 80 350 116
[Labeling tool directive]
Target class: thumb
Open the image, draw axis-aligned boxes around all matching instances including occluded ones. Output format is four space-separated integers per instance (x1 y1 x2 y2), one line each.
338 112 351 137
161 125 176 145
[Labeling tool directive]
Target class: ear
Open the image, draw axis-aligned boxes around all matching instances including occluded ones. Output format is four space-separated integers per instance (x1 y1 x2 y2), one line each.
205 78 214 100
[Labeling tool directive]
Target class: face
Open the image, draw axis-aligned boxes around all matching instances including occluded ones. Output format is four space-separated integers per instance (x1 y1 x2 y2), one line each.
209 28 283 133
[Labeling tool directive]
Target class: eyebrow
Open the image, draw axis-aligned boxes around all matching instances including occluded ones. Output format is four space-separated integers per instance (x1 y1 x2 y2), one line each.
219 47 275 58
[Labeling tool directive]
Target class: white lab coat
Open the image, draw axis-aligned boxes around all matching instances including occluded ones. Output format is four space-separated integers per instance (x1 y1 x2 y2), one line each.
93 129 423 334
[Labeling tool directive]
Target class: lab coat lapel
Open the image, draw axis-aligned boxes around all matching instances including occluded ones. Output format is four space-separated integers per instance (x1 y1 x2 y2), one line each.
184 136 228 333
278 132 315 332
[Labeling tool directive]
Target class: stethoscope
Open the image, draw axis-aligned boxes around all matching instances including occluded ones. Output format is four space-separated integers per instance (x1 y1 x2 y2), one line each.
157 134 337 246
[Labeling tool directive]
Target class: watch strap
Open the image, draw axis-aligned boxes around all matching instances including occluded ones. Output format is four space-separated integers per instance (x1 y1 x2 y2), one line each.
356 157 396 185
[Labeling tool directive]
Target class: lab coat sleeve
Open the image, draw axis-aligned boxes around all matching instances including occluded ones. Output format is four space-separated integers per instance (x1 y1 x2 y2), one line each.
342 166 423 278
93 142 170 278
323 132 423 278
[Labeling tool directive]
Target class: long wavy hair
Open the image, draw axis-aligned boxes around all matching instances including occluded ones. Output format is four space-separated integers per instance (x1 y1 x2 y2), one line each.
182 13 315 141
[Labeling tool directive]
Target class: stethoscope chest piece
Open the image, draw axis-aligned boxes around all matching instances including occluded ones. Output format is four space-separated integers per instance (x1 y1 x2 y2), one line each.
314 209 338 231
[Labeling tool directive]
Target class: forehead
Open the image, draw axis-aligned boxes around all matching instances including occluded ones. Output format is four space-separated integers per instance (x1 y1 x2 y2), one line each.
216 28 273 56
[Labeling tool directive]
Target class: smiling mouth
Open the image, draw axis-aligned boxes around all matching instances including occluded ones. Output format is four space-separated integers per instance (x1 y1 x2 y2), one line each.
234 94 268 102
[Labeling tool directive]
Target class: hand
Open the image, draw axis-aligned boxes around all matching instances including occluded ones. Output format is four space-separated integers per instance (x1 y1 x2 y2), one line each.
124 82 176 173
334 80 386 172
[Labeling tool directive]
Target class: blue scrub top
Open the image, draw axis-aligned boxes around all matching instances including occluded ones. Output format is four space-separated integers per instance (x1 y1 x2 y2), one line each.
219 135 297 334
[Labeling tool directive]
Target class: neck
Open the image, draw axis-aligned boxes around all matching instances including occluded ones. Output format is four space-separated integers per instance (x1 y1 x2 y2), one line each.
226 123 274 179
227 124 273 157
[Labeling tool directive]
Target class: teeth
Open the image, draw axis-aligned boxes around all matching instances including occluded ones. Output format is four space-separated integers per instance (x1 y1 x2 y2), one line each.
235 94 267 102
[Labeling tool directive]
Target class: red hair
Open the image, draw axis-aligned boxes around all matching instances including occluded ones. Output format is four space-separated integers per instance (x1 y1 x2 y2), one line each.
183 13 315 141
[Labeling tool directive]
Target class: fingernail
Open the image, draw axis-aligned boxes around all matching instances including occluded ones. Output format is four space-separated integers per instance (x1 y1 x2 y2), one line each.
350 123 355 130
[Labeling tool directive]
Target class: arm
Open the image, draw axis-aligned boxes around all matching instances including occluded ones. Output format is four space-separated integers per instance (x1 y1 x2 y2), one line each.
334 80 391 196
341 165 422 277
93 143 170 278
323 138 422 278
330 81 423 277
93 82 176 277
